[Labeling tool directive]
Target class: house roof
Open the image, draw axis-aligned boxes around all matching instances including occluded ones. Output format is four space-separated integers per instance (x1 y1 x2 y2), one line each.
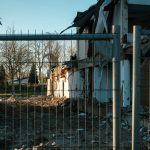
60 0 117 34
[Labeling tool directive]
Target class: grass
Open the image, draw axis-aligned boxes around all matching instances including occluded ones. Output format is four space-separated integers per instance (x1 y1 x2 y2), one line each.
0 85 47 97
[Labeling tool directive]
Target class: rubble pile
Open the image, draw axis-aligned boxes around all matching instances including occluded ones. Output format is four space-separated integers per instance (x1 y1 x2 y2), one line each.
0 95 69 107
0 96 149 149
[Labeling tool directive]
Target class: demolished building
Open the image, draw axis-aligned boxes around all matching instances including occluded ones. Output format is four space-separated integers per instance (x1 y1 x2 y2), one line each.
48 0 150 107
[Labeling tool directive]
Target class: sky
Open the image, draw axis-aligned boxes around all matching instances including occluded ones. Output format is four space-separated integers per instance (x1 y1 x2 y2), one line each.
0 0 97 34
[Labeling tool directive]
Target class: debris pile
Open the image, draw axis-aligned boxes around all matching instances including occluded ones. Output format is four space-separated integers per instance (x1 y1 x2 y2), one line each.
0 96 149 149
0 95 69 107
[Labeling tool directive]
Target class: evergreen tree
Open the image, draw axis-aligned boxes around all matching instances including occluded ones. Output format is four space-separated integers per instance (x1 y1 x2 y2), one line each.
0 64 6 85
28 63 38 85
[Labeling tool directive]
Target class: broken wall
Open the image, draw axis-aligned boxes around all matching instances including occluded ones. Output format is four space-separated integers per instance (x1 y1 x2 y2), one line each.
54 75 69 98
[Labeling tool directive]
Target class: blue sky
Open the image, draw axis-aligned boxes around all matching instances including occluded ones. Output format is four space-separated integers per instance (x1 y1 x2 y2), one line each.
0 0 97 34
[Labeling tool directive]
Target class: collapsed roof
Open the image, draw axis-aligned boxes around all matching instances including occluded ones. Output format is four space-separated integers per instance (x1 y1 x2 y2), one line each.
60 0 118 34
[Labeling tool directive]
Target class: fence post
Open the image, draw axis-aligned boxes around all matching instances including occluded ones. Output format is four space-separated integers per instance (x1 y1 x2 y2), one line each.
112 25 121 150
132 25 141 150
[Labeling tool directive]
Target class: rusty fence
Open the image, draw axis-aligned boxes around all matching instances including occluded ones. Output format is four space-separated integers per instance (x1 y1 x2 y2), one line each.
0 25 149 150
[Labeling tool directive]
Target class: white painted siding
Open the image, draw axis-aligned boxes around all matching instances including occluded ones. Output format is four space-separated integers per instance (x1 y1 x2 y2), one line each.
68 71 83 98
120 60 131 107
78 40 88 60
53 73 70 98
94 2 113 60
47 79 51 96
94 66 112 102
64 72 69 98
94 41 112 61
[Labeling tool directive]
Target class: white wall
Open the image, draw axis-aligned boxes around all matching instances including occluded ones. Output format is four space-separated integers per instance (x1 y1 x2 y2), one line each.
94 41 112 61
54 73 70 98
120 60 130 107
68 70 83 98
64 72 69 98
47 79 51 96
78 40 88 60
94 66 112 102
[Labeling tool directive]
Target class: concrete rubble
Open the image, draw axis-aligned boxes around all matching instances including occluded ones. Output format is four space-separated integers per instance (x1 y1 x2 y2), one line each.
0 96 149 149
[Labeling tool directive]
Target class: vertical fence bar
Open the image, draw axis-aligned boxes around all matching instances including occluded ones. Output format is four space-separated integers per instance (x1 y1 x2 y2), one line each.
132 25 141 150
112 25 120 150
149 57 150 150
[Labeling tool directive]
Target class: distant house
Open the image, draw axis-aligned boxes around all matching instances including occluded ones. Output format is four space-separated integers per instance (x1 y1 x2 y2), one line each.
48 0 150 107
47 62 83 99
8 77 29 85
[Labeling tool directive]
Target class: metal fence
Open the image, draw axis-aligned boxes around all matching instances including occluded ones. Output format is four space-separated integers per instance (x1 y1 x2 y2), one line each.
0 25 149 150
132 26 150 150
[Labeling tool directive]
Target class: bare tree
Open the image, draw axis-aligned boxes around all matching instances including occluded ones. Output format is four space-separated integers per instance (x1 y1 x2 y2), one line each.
31 40 61 83
46 41 61 84
31 41 47 83
0 28 32 93
45 41 61 65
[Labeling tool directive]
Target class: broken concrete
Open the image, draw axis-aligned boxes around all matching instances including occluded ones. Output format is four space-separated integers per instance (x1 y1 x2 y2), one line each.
0 96 149 149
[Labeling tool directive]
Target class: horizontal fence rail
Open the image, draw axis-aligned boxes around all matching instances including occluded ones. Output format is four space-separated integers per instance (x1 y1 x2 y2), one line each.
0 33 113 41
